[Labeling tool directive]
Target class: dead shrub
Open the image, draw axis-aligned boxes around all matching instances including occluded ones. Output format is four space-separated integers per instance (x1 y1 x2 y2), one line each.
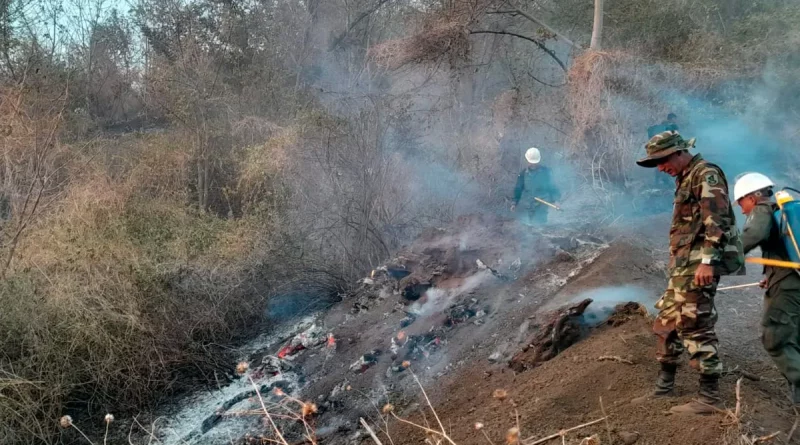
0 154 276 443
566 51 628 157
369 21 470 70
565 49 722 187
565 50 642 186
234 126 295 216
367 0 494 70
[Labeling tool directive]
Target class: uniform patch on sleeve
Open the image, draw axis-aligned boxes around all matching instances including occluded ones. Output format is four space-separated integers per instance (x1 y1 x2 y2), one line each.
705 172 720 186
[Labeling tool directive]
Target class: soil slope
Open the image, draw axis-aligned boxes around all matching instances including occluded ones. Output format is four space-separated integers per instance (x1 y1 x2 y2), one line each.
151 214 798 445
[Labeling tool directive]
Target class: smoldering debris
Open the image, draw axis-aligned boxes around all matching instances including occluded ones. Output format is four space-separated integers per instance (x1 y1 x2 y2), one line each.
152 217 640 445
276 324 327 359
261 355 294 376
606 302 649 327
400 277 432 301
349 350 382 373
509 298 652 373
510 298 593 373
476 258 511 281
444 300 487 327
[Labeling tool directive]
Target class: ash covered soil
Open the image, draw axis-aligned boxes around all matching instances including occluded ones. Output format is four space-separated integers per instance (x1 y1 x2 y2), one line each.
154 214 798 445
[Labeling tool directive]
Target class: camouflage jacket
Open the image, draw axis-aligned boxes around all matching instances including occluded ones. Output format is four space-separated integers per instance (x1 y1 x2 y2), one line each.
668 154 737 276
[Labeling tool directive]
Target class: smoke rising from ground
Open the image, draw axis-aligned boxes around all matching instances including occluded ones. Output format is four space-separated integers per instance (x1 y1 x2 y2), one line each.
573 285 655 325
283 2 800 286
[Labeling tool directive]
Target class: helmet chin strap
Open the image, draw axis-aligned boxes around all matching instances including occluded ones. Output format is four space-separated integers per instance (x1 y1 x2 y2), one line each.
750 187 774 200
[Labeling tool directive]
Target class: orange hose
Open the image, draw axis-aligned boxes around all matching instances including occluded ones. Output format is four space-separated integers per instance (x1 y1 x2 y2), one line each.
746 257 800 269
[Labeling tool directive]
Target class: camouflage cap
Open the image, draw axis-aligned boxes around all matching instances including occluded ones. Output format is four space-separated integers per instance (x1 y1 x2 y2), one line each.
636 131 696 168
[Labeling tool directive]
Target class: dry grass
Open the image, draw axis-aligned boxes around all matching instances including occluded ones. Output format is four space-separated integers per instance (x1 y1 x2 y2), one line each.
706 379 783 445
564 48 729 189
564 50 651 189
235 126 295 216
567 50 625 153
0 125 284 443
0 86 337 445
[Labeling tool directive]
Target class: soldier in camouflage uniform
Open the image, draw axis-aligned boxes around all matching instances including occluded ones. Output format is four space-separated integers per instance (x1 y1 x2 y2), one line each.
633 131 741 414
734 173 800 404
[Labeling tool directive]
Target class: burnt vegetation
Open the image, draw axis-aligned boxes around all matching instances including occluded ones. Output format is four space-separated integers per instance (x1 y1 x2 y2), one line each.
1 0 800 443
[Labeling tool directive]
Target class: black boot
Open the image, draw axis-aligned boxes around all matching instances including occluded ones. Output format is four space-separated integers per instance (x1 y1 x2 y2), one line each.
789 382 800 405
698 374 721 404
670 374 721 415
655 363 677 395
631 363 676 404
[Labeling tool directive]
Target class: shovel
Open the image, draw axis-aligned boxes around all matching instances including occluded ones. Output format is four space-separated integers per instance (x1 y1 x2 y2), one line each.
534 197 561 211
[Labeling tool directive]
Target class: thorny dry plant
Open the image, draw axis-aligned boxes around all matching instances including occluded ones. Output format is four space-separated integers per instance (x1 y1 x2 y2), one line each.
56 366 792 445
361 370 796 445
701 378 783 445
58 413 115 445
239 363 319 445
360 368 608 445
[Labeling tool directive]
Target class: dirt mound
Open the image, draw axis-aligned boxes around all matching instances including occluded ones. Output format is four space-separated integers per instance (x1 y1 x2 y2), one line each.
508 301 651 373
389 313 795 445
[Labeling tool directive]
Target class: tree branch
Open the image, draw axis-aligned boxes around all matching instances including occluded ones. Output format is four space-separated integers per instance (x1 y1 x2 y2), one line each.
470 30 567 72
526 71 565 88
488 9 579 49
329 0 393 51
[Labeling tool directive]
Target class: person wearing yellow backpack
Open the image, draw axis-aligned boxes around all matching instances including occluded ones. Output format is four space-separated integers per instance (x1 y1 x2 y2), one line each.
734 172 800 404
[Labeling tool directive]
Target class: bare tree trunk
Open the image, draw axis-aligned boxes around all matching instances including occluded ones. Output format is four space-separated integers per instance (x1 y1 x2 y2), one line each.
590 0 604 50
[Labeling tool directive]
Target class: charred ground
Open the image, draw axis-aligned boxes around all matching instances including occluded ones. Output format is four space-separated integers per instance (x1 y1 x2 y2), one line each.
125 213 799 445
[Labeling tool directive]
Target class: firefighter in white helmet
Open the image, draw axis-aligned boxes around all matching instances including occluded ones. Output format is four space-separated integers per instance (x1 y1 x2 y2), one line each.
734 172 800 405
510 147 559 225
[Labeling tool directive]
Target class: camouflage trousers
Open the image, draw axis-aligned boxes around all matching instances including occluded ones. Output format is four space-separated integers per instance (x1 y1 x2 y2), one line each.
762 281 800 385
653 275 722 376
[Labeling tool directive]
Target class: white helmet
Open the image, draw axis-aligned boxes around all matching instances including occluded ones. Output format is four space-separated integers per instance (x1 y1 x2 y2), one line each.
733 172 774 201
525 147 541 164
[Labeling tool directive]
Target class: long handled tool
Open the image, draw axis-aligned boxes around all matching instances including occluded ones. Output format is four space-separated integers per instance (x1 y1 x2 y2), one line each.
534 197 561 211
718 282 761 291
746 257 800 269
